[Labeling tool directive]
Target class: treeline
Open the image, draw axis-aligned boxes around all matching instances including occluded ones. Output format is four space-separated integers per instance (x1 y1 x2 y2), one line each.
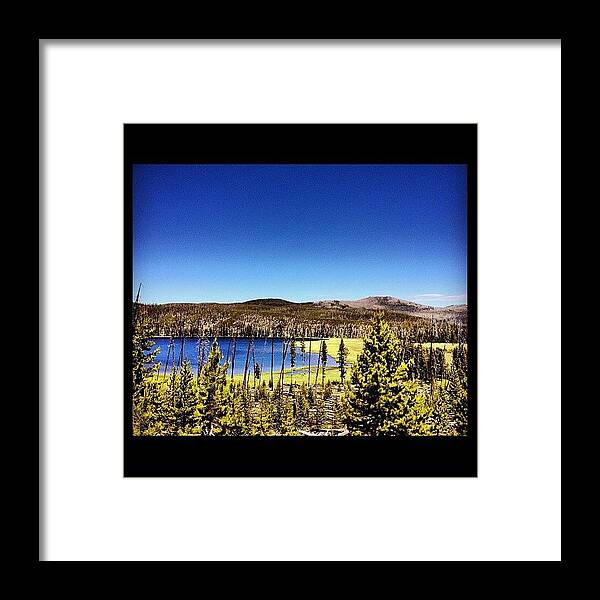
137 301 467 343
132 309 468 437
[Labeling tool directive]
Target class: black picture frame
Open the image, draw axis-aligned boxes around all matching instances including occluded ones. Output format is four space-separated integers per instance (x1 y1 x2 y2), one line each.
124 124 477 477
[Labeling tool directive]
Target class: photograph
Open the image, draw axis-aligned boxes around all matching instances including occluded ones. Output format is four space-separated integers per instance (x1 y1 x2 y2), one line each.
124 123 476 476
132 159 468 438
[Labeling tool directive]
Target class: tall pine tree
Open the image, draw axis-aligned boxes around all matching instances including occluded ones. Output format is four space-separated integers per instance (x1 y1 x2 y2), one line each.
337 338 349 385
346 313 400 435
198 340 229 435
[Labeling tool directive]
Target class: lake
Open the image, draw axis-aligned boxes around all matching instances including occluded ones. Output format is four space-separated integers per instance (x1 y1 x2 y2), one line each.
149 337 337 376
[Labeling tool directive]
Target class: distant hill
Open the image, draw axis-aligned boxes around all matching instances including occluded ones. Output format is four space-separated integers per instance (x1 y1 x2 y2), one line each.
316 295 428 312
239 298 300 307
153 295 467 318
147 295 466 327
314 295 467 318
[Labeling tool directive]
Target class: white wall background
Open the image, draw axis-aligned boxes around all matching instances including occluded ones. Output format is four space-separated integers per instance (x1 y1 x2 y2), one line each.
41 41 561 561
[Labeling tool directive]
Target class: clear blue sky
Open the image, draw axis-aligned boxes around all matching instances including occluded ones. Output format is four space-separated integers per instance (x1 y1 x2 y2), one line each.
133 164 467 307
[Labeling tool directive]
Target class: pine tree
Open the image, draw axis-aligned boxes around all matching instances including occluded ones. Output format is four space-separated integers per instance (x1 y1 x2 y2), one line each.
281 396 298 435
346 313 400 435
131 308 160 435
272 380 284 431
322 381 335 432
438 348 468 435
253 361 261 388
295 382 311 431
257 381 274 435
218 382 247 435
337 338 349 385
310 384 326 431
139 382 171 436
173 359 201 434
320 340 328 388
379 362 434 436
333 384 349 433
198 340 229 435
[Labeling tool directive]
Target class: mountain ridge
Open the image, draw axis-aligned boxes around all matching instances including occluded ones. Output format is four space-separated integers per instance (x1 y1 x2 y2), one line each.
151 295 467 314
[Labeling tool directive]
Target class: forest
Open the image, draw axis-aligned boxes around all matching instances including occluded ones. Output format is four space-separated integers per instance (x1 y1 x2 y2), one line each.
132 299 469 437
137 298 467 343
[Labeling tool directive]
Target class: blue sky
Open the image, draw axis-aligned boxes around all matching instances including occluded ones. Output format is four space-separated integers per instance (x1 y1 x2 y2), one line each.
133 164 467 307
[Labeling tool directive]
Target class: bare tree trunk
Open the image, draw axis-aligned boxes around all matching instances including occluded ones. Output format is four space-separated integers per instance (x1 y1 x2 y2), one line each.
308 339 312 386
279 339 289 396
242 338 253 389
163 338 173 379
132 282 142 325
230 335 237 380
252 343 256 389
177 320 185 368
270 335 275 390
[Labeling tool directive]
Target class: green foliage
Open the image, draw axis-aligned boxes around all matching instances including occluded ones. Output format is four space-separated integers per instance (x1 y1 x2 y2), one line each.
332 381 349 430
294 383 311 431
320 340 328 387
346 313 399 435
172 360 202 434
434 345 468 435
346 313 436 436
380 363 434 436
257 381 274 435
337 338 349 384
198 340 229 435
281 396 298 435
290 337 296 368
217 383 247 435
253 361 261 386
132 305 468 437
131 310 161 435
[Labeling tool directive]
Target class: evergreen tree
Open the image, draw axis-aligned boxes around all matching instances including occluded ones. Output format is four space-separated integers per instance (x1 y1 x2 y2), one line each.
290 336 296 391
320 340 328 388
281 396 298 435
198 340 229 435
346 313 400 435
257 382 274 435
295 382 311 431
131 309 160 435
253 361 261 388
322 381 335 431
218 382 247 435
311 384 326 431
333 384 350 433
173 359 201 434
337 338 349 385
139 382 171 436
272 380 284 431
379 362 434 436
438 349 468 435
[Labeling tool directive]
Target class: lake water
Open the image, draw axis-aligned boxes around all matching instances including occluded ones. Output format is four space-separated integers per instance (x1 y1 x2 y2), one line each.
149 337 336 376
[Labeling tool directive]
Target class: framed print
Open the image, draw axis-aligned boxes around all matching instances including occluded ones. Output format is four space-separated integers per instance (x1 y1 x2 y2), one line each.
124 124 477 476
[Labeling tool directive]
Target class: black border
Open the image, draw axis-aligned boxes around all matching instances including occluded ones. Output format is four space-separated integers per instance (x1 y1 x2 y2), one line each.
124 124 477 477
